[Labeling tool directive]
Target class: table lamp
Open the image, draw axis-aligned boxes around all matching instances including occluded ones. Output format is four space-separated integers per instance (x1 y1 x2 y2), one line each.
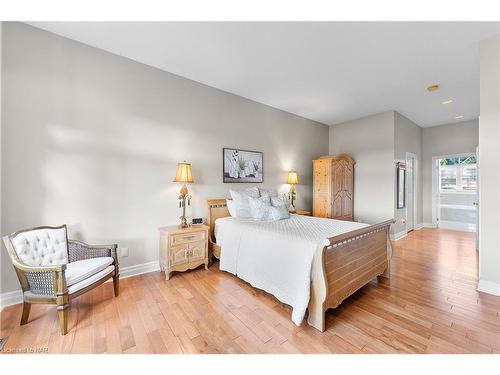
287 171 298 213
173 161 194 228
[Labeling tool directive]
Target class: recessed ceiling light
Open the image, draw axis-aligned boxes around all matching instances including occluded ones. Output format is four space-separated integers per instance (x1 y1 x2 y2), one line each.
455 115 464 119
441 99 453 105
427 84 439 92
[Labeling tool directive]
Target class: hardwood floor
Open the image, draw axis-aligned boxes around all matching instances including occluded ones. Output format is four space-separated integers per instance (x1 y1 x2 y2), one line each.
1 228 499 354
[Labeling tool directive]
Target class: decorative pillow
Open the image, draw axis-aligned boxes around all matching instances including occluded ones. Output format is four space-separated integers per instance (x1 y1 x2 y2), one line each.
271 193 291 209
248 195 271 221
226 199 237 217
268 203 291 221
229 187 261 218
232 187 260 198
259 188 279 198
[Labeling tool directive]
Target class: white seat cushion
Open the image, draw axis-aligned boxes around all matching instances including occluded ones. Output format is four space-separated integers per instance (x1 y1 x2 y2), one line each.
68 265 115 294
65 257 114 287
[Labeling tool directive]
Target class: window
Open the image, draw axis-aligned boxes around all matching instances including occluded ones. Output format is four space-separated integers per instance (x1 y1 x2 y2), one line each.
461 166 477 191
439 156 477 193
440 167 457 191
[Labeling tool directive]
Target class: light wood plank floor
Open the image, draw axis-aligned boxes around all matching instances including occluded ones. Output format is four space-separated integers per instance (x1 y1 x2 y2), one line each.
1 228 499 354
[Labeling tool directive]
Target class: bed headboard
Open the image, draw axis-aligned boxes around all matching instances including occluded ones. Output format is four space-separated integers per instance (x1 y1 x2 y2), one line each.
205 199 230 244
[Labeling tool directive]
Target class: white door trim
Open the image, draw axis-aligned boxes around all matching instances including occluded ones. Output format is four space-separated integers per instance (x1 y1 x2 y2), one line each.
475 145 480 250
431 152 476 228
405 152 418 233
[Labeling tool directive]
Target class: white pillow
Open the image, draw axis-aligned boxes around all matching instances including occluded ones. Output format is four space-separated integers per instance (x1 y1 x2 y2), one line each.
259 188 279 198
248 195 271 221
226 199 237 217
231 187 260 199
229 187 260 218
268 204 291 221
271 193 291 209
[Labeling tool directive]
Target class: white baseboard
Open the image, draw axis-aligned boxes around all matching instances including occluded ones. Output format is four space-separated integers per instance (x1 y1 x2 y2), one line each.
477 279 500 296
391 223 424 240
0 260 161 310
0 290 23 309
422 222 437 228
120 260 160 279
390 230 407 241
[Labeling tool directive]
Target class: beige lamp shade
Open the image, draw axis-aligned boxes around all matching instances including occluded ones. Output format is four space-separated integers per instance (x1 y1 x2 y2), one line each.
173 162 194 183
287 171 298 185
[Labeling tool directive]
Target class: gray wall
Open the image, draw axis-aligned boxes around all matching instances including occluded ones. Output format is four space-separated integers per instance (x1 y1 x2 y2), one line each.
422 119 479 224
0 22 329 294
394 112 423 234
329 110 424 236
329 111 395 225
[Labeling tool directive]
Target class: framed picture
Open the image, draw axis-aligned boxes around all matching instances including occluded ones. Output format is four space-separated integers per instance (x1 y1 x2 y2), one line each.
223 148 263 183
396 162 406 209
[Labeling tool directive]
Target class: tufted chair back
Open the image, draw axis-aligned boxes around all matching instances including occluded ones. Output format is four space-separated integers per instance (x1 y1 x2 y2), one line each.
9 226 69 266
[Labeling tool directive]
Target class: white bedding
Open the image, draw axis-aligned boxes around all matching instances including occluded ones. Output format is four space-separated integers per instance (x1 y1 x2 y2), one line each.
215 214 369 325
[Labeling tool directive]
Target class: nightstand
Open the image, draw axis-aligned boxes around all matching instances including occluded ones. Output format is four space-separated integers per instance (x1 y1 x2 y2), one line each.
294 210 312 216
159 224 209 280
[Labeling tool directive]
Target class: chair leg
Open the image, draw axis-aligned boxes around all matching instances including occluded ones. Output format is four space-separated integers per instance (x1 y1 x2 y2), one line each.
113 275 120 297
20 301 31 325
57 304 68 335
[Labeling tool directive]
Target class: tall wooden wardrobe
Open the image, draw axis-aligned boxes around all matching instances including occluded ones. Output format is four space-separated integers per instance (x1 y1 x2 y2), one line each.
312 154 354 220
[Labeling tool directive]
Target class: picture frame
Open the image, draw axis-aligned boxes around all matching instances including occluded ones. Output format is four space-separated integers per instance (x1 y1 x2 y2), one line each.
223 148 263 183
397 162 406 209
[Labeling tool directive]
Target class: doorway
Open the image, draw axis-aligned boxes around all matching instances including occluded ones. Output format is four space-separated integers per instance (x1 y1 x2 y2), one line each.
432 153 477 232
405 152 418 233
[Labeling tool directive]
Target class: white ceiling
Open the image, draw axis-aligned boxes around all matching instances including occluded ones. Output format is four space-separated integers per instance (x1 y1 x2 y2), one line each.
28 22 499 127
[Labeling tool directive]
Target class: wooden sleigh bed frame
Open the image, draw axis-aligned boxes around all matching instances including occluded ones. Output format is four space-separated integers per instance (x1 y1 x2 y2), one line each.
206 199 394 332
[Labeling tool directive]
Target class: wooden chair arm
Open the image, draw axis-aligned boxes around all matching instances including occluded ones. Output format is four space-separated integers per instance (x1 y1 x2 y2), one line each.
68 240 119 265
11 261 67 296
11 259 66 273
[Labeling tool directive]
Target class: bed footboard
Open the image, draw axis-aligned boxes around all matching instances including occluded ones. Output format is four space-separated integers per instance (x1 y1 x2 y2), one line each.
307 219 394 332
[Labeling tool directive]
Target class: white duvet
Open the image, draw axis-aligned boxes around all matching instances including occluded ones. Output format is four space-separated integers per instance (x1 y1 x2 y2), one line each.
215 214 368 325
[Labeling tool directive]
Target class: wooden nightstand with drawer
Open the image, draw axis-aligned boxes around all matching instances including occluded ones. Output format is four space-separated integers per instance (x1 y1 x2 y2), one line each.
294 209 312 216
159 224 209 280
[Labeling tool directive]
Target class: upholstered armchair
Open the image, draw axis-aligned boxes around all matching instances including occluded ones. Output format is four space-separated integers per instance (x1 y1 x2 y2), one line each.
2 224 119 335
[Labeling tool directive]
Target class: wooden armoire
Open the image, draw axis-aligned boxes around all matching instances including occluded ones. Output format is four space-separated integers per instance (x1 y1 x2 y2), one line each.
312 154 354 220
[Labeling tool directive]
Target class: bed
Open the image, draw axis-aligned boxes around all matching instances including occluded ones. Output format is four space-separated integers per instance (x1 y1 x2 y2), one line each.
206 198 394 332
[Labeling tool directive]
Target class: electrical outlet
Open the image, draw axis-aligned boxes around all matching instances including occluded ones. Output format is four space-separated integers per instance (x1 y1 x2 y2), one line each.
120 247 129 258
